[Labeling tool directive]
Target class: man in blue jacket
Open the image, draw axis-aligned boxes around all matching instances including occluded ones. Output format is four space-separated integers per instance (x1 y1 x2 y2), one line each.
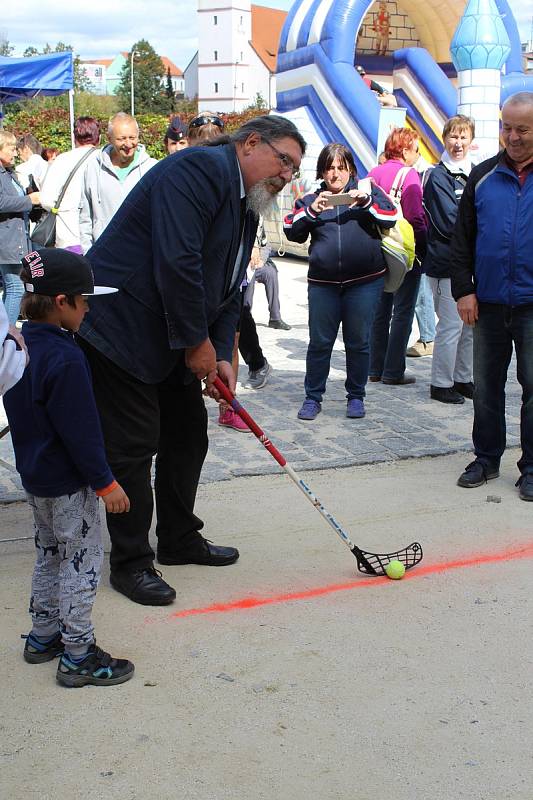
451 92 533 500
78 115 306 605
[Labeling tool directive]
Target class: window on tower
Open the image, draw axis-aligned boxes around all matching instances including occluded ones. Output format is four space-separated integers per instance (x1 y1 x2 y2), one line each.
214 82 219 93
241 83 244 93
214 50 218 61
213 15 217 24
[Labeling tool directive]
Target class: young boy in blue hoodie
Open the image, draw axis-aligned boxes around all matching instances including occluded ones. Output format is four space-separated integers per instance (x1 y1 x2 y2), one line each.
3 248 134 688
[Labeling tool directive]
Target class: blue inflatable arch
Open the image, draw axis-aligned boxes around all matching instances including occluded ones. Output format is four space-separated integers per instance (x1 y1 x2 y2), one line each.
275 0 525 171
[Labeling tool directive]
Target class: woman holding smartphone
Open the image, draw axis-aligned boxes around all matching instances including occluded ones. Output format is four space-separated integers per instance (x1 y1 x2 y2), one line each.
284 143 397 421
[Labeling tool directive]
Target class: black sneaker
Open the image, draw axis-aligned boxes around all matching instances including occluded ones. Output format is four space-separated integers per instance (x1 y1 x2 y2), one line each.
454 381 474 399
268 319 291 330
457 459 499 488
430 385 465 404
23 631 64 664
516 473 533 501
56 643 134 688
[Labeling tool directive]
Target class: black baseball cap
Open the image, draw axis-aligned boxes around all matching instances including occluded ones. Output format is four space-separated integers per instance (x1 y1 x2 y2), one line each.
21 249 117 296
165 117 187 142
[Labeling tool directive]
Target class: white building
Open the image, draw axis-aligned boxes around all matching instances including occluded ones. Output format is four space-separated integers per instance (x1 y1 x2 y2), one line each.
184 51 199 99
186 1 287 112
80 54 184 97
161 56 185 96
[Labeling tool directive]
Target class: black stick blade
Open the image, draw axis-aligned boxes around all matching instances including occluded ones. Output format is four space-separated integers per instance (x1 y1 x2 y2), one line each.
351 542 423 576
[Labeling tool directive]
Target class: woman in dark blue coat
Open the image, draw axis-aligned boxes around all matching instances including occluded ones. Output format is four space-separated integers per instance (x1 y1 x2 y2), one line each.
284 143 397 420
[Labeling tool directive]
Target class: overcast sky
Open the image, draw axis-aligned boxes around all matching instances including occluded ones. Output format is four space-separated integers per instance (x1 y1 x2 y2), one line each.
1 0 531 69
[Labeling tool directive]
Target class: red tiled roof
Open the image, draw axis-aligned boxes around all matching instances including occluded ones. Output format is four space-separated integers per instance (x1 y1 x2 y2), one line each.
161 56 183 77
80 58 113 67
251 4 287 72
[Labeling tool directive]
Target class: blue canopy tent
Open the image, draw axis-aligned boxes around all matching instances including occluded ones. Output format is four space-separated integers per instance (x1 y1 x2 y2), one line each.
0 51 74 143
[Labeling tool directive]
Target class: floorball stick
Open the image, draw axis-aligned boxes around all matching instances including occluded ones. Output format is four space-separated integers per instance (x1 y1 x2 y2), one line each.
213 377 422 576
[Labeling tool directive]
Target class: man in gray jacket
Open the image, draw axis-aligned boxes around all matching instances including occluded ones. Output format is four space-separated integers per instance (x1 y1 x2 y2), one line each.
79 112 157 253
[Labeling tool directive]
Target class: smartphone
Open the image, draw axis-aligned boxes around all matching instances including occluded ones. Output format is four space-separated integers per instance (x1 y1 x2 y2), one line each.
327 192 354 206
358 178 372 194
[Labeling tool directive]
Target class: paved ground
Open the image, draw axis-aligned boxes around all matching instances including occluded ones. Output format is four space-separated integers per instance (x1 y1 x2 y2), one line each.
1 259 531 799
0 257 522 503
2 450 532 800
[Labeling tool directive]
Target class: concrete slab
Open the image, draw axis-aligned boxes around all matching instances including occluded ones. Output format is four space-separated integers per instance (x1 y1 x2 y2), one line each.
1 449 532 800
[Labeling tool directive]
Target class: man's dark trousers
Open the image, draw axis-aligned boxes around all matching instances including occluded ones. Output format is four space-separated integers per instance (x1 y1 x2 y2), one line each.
238 303 266 372
80 340 208 573
473 302 533 475
244 259 281 321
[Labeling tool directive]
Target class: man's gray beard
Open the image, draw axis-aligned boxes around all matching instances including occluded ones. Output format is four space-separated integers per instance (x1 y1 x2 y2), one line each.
246 180 280 217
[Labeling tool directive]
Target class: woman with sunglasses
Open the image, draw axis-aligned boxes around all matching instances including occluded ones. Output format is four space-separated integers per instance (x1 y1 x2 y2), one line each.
187 112 225 143
367 127 427 385
284 142 398 421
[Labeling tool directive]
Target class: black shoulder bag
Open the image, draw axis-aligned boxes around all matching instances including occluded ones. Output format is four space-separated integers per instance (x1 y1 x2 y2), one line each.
31 147 97 248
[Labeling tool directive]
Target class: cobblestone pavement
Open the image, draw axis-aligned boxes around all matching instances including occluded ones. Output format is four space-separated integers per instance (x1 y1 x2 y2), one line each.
0 257 521 502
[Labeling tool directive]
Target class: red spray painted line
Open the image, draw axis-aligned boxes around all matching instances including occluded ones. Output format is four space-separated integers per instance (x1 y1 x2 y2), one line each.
168 542 533 621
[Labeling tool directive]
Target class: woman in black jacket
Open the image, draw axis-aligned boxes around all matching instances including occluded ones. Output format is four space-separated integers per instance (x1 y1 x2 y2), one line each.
284 143 397 420
423 114 475 404
0 131 40 323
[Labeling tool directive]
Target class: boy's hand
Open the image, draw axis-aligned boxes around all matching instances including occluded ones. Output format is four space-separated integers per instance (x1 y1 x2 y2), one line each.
103 484 130 514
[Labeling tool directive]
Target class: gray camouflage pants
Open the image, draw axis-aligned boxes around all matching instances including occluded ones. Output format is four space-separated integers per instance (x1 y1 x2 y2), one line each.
27 488 103 657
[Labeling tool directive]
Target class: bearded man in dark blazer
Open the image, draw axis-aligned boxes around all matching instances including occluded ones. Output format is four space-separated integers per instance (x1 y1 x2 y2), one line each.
78 115 306 605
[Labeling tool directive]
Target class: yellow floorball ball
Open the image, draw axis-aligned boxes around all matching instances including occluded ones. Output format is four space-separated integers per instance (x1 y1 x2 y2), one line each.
385 560 405 580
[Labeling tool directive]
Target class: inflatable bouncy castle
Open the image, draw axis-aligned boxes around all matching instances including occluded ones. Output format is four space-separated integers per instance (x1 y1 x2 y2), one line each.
265 0 532 254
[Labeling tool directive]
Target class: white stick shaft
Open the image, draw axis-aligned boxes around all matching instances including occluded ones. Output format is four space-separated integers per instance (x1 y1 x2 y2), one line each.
282 462 356 551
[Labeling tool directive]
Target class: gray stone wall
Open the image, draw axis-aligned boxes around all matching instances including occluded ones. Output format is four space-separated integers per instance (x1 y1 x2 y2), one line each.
356 1 420 55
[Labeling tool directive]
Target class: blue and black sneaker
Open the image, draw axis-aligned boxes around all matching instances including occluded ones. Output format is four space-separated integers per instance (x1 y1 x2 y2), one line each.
56 643 134 688
22 631 64 664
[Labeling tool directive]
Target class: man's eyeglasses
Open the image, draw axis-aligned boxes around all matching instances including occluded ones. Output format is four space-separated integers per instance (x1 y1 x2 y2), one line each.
188 115 225 131
264 140 300 179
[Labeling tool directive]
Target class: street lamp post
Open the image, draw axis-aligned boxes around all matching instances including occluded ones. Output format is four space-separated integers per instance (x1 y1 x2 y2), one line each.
130 50 138 116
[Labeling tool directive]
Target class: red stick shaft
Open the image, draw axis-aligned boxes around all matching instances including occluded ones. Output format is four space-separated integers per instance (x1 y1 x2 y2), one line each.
213 377 287 467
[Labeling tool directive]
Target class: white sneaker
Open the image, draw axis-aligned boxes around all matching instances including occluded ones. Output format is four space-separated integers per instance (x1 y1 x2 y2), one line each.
406 340 433 357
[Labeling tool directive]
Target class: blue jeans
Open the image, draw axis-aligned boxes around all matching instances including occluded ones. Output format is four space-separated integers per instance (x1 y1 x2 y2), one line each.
415 274 436 342
473 303 533 475
304 278 384 403
369 270 421 381
1 264 24 325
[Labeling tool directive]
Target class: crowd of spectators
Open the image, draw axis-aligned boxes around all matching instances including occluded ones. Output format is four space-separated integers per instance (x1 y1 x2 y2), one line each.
1 91 532 687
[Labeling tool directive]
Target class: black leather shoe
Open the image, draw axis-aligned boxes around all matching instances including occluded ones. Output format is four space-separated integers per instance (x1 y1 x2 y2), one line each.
158 540 239 567
454 381 474 399
382 373 416 385
430 385 465 404
110 567 176 605
457 460 499 488
516 473 533 501
269 319 291 330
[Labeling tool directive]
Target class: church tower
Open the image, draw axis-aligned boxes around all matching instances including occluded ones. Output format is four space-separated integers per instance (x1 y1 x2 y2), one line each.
197 0 252 112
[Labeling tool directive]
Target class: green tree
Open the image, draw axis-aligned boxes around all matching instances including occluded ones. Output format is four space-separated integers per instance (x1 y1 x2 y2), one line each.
164 67 176 113
247 92 267 111
116 40 166 114
0 37 15 56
